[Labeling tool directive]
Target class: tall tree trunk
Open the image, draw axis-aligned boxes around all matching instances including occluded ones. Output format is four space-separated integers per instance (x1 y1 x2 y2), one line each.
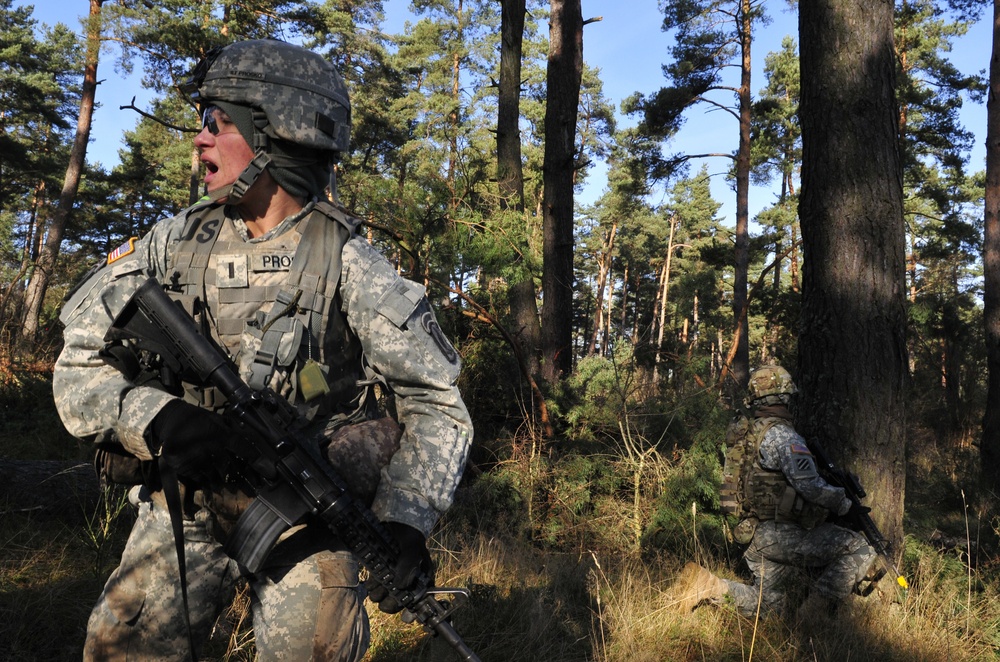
981 0 1000 505
21 0 103 339
798 0 909 548
541 0 583 382
653 215 678 383
498 0 543 385
447 0 465 212
620 262 630 339
587 222 616 357
498 0 526 211
189 147 201 206
730 0 753 394
604 261 613 355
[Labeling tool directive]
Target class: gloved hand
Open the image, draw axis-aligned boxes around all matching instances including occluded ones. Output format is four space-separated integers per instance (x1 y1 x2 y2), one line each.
846 500 872 521
366 521 435 614
148 400 233 484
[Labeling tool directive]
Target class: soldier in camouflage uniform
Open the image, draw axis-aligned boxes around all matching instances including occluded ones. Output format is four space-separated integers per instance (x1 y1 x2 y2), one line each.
672 366 875 618
52 39 473 661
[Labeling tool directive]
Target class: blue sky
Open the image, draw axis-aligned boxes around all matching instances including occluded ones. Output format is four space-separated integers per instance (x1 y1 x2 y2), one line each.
17 0 992 227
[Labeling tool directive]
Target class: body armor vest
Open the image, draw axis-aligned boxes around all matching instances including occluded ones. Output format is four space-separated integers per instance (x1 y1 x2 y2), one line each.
721 415 828 539
168 198 370 423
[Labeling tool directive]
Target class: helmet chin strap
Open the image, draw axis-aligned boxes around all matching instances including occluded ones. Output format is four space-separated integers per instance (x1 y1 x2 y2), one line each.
199 150 270 205
227 150 272 203
205 108 274 204
220 108 273 204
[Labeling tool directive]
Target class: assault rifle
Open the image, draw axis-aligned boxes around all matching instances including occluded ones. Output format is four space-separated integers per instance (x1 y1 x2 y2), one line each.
104 277 481 662
807 438 909 594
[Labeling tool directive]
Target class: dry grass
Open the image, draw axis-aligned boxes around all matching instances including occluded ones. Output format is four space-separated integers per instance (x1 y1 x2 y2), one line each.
0 515 113 660
356 523 999 662
2 484 999 662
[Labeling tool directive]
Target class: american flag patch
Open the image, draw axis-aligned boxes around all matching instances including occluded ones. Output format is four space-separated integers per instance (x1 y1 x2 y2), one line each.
107 237 138 265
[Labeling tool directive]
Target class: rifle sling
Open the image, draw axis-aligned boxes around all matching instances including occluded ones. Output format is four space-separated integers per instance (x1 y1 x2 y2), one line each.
158 458 198 661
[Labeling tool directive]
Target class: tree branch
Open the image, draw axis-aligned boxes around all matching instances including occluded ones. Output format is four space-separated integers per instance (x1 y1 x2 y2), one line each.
119 97 197 133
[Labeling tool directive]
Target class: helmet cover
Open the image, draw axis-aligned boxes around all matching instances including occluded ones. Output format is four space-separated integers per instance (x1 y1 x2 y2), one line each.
747 365 798 402
183 39 350 153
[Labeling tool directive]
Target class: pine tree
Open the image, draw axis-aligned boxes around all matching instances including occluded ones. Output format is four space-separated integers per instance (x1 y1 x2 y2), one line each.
21 0 104 340
798 0 909 546
0 3 81 338
632 0 769 394
541 0 583 382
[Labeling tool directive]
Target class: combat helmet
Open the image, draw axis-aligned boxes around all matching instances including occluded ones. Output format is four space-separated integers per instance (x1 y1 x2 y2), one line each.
747 365 798 406
181 39 351 201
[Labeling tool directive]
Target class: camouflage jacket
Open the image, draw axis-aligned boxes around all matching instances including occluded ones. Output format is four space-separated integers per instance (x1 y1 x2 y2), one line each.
53 199 473 537
756 415 851 518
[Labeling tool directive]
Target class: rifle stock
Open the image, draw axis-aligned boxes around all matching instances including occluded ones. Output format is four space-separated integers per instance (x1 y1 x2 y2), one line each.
807 437 909 592
105 277 481 662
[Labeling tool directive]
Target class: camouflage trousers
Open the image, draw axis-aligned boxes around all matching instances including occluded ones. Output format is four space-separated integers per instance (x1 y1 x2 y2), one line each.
725 520 876 616
84 485 370 661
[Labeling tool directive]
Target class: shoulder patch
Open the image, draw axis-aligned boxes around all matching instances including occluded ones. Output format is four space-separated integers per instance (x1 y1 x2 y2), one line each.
790 441 812 454
107 237 138 265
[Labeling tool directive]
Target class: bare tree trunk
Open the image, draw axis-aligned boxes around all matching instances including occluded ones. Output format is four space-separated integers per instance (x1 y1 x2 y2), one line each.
498 0 543 386
729 0 753 395
21 0 104 339
798 0 908 548
653 215 678 383
620 262 630 339
587 222 616 356
981 0 1000 505
541 0 583 382
510 279 543 379
447 0 465 212
604 262 613 355
790 215 800 293
498 0 527 211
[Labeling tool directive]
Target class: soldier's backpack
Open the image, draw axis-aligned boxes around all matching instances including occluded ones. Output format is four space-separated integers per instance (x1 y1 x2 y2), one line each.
720 412 829 543
719 412 784 543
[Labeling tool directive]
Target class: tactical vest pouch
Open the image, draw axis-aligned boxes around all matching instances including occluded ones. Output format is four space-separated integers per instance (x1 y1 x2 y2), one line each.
321 416 402 507
200 416 402 541
774 486 828 529
199 485 257 538
720 441 746 516
732 516 758 544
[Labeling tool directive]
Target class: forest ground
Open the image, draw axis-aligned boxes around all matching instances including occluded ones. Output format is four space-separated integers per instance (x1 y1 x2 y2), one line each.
1 368 997 662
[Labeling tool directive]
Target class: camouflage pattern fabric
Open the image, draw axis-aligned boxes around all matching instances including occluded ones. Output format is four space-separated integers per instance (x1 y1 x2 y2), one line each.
185 40 351 153
724 520 876 616
757 415 852 516
54 198 472 657
721 411 874 616
747 365 798 401
84 486 369 661
321 416 402 506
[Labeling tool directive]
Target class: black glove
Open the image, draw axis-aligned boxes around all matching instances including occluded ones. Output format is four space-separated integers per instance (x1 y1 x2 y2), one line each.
847 501 872 521
366 522 435 614
149 400 232 484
